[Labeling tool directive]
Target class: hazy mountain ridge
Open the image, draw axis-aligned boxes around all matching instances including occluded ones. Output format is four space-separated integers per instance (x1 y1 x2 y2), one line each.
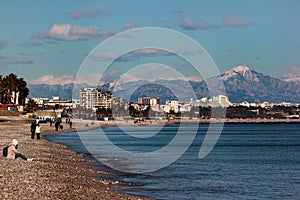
28 66 300 103
28 83 90 99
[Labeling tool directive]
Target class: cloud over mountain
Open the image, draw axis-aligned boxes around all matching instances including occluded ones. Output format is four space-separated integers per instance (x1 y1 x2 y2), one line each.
30 75 75 85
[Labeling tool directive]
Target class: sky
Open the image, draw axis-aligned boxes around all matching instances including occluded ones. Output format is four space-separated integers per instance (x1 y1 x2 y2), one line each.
0 0 299 85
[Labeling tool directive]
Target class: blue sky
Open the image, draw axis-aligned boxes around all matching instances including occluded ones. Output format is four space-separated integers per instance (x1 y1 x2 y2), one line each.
0 0 299 84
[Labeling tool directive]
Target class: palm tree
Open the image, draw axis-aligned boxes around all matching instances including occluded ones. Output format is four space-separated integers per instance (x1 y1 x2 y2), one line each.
17 78 29 106
25 98 39 113
0 73 29 105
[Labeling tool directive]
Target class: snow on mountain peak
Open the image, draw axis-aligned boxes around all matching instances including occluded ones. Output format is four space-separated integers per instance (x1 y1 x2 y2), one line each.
232 66 251 73
221 66 258 81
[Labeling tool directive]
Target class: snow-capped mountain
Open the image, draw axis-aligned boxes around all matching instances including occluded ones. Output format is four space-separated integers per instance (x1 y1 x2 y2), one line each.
281 66 300 83
28 66 300 103
221 66 260 82
219 66 300 103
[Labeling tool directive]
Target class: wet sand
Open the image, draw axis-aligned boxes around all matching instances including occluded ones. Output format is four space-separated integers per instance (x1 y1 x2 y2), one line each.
0 117 148 200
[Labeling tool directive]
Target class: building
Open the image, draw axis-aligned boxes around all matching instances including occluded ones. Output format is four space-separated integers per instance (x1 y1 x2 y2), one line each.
80 88 112 109
212 95 232 107
163 100 180 113
138 97 160 106
27 98 49 107
46 96 73 108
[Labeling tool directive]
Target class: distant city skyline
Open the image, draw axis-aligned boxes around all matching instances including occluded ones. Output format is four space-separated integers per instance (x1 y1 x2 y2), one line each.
0 0 299 84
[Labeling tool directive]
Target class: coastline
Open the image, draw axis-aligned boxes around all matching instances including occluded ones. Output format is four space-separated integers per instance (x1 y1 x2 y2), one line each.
1 116 299 199
0 117 148 200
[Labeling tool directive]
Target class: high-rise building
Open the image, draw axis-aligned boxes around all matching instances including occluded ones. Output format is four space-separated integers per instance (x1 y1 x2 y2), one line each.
138 97 160 106
80 88 112 109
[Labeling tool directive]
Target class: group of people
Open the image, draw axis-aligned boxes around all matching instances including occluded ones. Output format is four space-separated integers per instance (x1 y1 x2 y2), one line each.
50 117 70 131
5 117 73 162
5 119 41 161
30 120 41 140
4 119 40 162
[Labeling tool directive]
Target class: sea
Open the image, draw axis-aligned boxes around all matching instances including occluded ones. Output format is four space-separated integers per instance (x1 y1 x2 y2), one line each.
45 122 300 200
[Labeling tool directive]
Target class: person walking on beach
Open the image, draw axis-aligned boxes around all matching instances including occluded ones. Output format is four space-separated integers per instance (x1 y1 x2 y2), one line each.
6 139 33 161
68 118 73 128
35 124 41 140
54 118 61 131
30 121 36 139
55 120 59 131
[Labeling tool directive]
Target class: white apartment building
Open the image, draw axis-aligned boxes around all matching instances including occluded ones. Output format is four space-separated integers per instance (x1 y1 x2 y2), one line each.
212 95 232 107
80 88 112 109
138 97 160 106
163 100 180 113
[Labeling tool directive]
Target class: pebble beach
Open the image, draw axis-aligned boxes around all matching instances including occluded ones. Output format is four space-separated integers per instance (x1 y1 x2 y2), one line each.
0 117 148 200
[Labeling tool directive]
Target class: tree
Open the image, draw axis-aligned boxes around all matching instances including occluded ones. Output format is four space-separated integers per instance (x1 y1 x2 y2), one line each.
25 98 39 113
0 73 29 106
17 78 29 106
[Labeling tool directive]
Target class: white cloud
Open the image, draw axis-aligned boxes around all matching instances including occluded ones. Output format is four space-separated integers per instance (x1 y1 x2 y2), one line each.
173 10 184 14
0 40 7 49
181 17 220 30
0 55 7 60
30 75 75 85
67 9 106 19
223 14 255 27
132 48 174 56
123 22 136 30
88 52 119 62
88 48 175 63
8 58 34 64
38 24 116 41
118 64 202 83
31 41 43 46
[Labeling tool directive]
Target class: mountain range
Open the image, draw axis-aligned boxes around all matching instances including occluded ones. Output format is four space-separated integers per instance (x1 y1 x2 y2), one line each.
28 66 300 103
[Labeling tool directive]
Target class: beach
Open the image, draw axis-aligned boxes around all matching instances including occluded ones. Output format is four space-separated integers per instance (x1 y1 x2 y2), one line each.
1 116 299 199
0 117 148 200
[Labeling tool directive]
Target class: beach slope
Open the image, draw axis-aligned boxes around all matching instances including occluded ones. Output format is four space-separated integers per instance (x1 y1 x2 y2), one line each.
0 117 147 200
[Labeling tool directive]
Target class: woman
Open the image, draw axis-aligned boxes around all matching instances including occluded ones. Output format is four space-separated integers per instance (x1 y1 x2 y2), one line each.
7 139 33 161
35 124 41 140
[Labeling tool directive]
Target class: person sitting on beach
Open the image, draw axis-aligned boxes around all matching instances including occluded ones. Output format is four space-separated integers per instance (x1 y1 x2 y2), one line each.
7 139 33 161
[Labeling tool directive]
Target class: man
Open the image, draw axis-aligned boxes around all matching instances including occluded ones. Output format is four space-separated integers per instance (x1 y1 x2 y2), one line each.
30 122 36 139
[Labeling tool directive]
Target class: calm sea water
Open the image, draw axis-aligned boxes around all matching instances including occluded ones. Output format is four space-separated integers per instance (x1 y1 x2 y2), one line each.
45 123 300 200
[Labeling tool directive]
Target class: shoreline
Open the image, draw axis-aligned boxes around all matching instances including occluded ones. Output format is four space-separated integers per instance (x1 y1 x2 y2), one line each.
0 117 148 200
1 116 299 199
